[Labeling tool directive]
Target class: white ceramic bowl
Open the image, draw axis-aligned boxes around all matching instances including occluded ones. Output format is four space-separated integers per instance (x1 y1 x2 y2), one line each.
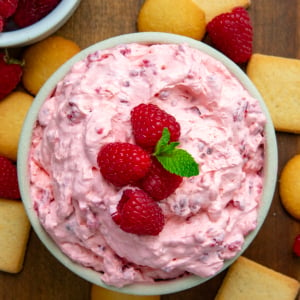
18 32 278 295
0 0 81 48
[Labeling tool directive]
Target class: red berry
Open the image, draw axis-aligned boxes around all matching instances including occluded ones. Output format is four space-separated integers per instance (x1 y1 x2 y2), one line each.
112 188 165 235
13 0 61 28
0 16 4 32
0 51 23 100
293 234 300 257
139 158 183 201
97 142 151 187
0 0 18 18
206 7 253 64
0 155 21 200
131 103 181 151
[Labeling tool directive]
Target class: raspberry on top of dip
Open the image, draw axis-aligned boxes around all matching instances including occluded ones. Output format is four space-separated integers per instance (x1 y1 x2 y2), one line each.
29 43 266 287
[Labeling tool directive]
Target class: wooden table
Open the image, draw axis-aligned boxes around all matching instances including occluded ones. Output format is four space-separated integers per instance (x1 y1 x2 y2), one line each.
1 0 299 299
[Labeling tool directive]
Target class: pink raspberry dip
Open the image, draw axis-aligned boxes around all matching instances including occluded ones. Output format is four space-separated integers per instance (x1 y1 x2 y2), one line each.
29 43 266 287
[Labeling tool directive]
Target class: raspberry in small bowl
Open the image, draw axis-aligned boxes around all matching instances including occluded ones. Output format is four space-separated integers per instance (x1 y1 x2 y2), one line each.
18 32 278 295
0 0 81 48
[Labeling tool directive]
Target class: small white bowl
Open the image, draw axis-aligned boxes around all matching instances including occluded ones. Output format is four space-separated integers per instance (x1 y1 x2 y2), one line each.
18 32 278 295
0 0 81 48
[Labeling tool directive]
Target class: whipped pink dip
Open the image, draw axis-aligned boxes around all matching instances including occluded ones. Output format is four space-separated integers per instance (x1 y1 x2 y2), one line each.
29 43 266 287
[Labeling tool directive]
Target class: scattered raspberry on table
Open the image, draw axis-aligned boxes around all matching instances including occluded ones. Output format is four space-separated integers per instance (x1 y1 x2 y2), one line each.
0 51 23 100
293 234 300 256
206 7 253 64
0 155 20 200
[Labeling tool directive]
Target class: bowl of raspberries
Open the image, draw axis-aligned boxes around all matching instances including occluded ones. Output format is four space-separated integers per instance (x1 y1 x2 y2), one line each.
18 32 278 295
0 0 81 47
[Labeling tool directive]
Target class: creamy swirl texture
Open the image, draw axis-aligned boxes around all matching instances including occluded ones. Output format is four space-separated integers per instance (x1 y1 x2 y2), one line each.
29 43 266 287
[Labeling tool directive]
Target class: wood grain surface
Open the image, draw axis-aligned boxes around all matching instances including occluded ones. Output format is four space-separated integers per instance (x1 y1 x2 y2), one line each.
0 0 299 299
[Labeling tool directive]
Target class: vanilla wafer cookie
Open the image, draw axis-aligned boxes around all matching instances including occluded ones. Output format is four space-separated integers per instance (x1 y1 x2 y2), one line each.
0 198 31 273
215 256 300 300
279 154 300 220
137 0 206 40
247 53 300 133
22 35 80 95
192 0 251 23
0 91 33 161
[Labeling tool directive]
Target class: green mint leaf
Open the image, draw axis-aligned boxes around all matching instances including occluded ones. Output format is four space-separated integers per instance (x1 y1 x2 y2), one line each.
154 128 179 155
156 148 199 177
159 141 180 155
153 128 199 177
154 127 170 155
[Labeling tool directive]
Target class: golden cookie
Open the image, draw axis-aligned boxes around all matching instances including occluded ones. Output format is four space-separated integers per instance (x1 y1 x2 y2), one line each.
91 285 160 300
0 91 33 161
215 256 300 300
0 198 31 273
247 53 300 133
192 0 251 23
22 35 80 95
279 154 300 220
137 0 206 40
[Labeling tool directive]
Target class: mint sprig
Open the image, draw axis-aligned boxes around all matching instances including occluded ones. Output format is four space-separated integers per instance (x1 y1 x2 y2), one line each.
153 128 199 177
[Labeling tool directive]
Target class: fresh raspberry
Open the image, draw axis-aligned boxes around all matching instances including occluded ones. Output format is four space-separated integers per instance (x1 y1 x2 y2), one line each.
0 16 4 32
0 155 21 199
206 7 253 64
0 51 23 100
13 0 61 28
97 142 151 187
139 158 183 201
0 0 18 18
131 103 181 151
293 234 300 256
112 188 165 235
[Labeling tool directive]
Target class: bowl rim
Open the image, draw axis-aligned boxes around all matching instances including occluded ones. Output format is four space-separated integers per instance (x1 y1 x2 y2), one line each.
18 32 278 295
0 0 81 48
